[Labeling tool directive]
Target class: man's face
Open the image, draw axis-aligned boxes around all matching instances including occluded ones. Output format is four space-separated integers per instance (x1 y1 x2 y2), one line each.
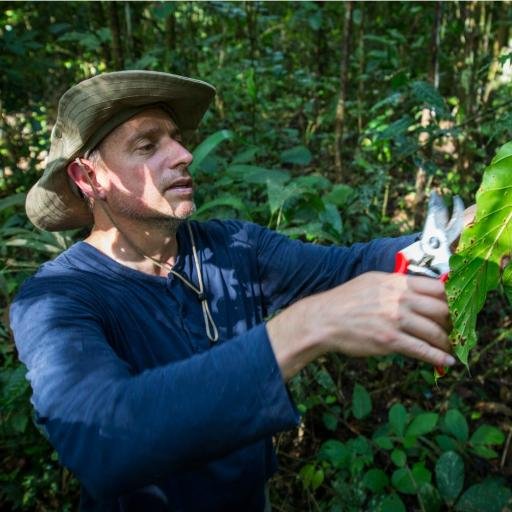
93 108 195 224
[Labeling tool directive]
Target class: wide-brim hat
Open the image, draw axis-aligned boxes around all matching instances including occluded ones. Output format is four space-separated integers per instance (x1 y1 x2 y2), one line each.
26 70 216 231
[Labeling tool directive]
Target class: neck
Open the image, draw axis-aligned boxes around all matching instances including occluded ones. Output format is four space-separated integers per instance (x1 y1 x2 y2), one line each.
85 214 183 277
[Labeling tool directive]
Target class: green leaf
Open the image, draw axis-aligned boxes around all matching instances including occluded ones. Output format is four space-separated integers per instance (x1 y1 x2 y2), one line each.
446 141 512 365
324 184 355 207
266 181 306 216
11 413 28 433
320 203 343 234
352 383 372 419
228 164 290 185
419 483 443 512
435 451 464 503
322 410 338 431
389 403 408 437
503 262 512 305
392 464 432 496
246 67 257 101
470 445 498 459
232 146 258 164
0 193 26 212
391 449 407 467
455 479 512 512
318 440 349 469
299 463 324 490
435 434 458 452
411 80 449 116
392 468 416 494
374 435 394 450
405 412 438 438
444 409 469 443
380 493 406 512
294 175 331 191
280 145 312 166
470 425 505 447
194 195 250 219
189 130 234 174
412 462 432 488
363 468 389 493
377 116 412 141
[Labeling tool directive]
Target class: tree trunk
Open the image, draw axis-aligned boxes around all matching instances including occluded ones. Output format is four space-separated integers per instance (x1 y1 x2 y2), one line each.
333 1 353 183
124 2 133 65
356 3 365 134
456 1 477 177
412 0 441 229
245 1 258 138
107 1 124 69
483 1 510 105
163 8 176 72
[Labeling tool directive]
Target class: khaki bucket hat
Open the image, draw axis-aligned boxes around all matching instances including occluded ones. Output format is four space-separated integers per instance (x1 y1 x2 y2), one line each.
26 70 216 231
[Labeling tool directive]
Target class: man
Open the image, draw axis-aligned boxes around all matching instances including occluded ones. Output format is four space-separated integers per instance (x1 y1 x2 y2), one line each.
11 70 455 512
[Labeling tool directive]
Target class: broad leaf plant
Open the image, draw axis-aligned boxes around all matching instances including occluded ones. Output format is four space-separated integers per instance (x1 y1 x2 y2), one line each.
446 141 512 367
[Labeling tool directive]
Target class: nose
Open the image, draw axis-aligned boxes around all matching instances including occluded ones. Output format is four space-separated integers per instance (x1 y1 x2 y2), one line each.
166 137 193 168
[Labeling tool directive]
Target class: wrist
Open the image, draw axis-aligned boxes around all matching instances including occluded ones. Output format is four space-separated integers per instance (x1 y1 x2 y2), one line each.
266 296 328 381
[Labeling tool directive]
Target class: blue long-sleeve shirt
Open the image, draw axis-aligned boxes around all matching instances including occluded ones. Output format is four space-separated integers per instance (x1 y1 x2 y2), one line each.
10 220 416 511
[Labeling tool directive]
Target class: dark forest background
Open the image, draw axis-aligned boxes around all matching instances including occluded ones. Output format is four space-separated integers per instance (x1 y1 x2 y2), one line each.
1 2 512 511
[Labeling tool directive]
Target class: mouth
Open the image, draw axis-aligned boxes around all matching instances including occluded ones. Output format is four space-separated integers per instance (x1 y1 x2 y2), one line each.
165 177 194 196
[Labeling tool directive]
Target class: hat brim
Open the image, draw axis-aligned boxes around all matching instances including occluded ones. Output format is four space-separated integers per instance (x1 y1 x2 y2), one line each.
26 71 216 231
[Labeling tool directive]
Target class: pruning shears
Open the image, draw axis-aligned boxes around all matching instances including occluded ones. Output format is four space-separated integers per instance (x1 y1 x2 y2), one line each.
394 191 465 375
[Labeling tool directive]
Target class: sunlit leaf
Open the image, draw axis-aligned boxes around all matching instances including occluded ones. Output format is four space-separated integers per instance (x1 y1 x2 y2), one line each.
446 141 512 365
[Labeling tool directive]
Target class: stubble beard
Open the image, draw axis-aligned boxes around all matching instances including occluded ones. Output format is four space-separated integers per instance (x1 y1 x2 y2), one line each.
107 190 196 236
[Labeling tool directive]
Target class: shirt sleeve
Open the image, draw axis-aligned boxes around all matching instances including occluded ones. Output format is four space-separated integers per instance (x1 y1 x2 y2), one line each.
253 224 418 314
10 278 299 501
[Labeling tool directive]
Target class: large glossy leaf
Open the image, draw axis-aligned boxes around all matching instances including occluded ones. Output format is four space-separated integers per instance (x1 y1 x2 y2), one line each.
446 141 512 365
189 129 234 174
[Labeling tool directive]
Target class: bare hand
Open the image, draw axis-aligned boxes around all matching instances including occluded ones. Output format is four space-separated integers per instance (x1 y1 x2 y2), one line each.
311 272 454 366
267 271 455 380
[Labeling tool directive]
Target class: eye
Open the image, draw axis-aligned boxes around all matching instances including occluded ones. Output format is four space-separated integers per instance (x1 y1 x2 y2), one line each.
137 142 156 153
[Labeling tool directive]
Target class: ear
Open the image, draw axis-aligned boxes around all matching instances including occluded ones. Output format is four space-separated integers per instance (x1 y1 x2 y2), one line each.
67 158 107 200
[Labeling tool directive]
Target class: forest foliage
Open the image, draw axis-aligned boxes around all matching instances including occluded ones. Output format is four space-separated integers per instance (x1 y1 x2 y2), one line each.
1 2 512 511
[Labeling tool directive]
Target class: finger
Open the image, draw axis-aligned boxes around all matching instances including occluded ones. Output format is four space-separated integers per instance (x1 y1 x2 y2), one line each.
408 295 450 330
393 332 456 367
407 275 446 299
399 311 450 352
